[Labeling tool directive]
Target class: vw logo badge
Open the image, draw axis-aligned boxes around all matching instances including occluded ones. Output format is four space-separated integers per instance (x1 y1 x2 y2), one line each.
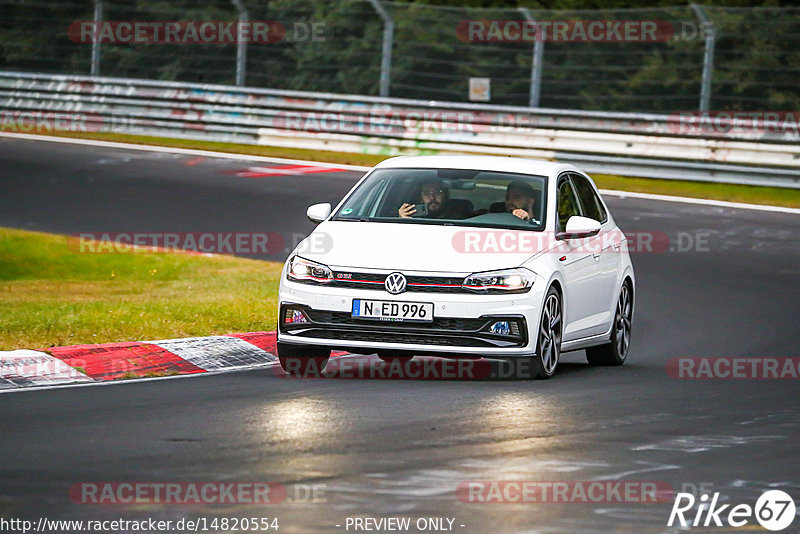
384 272 407 294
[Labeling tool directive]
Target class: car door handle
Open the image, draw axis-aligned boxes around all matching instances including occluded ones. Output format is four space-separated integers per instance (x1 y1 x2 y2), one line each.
592 253 601 261
612 242 620 251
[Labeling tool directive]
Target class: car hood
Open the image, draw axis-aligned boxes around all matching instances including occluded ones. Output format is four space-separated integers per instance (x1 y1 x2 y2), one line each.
295 221 553 273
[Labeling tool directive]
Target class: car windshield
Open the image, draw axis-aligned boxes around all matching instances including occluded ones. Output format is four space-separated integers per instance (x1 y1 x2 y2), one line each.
332 168 547 230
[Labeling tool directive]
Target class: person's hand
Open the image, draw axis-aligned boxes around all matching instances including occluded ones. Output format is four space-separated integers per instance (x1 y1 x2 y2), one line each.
512 208 529 220
398 203 417 218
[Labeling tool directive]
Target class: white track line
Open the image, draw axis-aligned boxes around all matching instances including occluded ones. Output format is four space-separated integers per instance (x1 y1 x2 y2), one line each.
0 132 370 171
2 132 797 214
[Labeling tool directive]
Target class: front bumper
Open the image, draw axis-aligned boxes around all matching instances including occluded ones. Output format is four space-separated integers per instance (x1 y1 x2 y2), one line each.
278 279 542 358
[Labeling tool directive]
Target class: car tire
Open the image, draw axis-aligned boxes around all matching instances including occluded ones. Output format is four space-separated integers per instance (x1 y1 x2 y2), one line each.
277 342 330 377
520 286 562 380
586 282 632 366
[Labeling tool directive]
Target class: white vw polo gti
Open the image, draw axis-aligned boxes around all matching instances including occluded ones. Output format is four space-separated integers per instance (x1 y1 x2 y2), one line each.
278 155 634 379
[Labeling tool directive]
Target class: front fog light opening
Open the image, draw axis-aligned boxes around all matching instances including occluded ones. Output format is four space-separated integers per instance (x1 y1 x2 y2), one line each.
284 307 310 325
487 320 521 336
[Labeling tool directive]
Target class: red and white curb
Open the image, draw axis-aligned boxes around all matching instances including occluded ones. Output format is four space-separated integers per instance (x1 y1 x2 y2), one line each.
0 332 281 392
227 164 346 177
1 332 507 389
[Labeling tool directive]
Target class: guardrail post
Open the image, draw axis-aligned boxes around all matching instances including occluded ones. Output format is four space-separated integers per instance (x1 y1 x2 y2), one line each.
231 0 249 86
519 8 544 108
367 0 394 97
91 0 103 76
691 4 715 113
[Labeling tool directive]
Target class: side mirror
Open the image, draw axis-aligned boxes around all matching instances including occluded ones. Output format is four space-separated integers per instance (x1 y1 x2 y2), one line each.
306 203 332 224
557 216 601 240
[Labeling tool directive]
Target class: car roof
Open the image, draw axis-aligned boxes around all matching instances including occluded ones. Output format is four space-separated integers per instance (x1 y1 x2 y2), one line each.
373 155 577 177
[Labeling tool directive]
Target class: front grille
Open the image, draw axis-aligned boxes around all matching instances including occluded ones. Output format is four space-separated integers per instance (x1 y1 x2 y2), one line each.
329 271 467 293
407 275 464 292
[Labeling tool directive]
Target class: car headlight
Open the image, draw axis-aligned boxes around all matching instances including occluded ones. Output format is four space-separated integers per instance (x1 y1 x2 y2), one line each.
286 256 333 283
462 268 535 293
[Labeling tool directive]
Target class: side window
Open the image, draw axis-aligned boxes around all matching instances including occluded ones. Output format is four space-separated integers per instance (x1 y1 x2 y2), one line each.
571 174 607 223
557 177 582 231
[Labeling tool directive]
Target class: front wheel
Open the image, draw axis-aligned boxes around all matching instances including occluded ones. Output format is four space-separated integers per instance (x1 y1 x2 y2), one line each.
277 342 330 377
586 282 632 366
514 286 562 379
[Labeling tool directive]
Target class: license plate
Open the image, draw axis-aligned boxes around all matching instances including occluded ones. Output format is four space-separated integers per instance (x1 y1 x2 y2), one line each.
352 299 434 323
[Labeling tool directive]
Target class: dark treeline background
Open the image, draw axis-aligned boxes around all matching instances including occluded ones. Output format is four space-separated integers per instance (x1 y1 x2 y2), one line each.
0 0 797 112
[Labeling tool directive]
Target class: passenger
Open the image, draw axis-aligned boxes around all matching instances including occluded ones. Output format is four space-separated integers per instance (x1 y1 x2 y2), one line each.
504 180 538 221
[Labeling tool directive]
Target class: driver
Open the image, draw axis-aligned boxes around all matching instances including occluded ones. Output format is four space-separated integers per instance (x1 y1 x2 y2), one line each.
398 179 465 219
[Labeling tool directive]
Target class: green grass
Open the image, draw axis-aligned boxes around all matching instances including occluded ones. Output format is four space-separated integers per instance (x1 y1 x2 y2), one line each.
43 131 800 209
591 174 800 209
0 227 282 350
48 130 388 167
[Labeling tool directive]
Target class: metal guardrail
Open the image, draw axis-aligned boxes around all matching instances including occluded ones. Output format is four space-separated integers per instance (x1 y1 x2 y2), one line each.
1 71 798 188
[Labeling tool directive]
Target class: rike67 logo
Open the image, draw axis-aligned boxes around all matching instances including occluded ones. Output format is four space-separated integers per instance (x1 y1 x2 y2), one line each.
668 490 796 531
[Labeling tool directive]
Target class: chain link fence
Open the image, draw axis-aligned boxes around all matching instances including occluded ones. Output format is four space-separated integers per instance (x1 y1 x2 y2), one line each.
1 0 798 113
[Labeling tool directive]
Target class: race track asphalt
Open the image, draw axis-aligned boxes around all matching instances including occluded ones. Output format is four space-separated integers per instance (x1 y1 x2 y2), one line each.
1 136 799 533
